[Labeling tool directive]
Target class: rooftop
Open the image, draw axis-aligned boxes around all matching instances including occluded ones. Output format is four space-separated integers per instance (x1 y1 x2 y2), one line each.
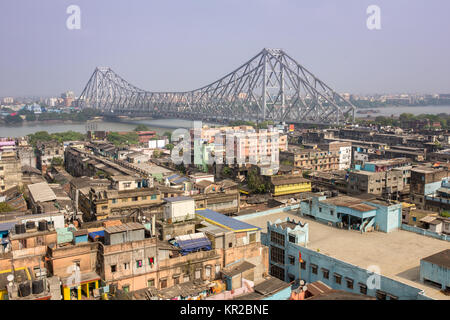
421 249 450 269
242 210 450 300
28 182 57 203
321 196 377 212
196 208 260 232
163 196 193 202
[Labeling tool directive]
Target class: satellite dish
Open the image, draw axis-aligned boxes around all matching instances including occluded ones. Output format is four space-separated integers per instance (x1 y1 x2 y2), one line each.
7 274 14 282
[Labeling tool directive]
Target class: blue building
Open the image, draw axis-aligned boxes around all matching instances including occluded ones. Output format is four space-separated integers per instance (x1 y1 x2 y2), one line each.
300 195 402 233
262 219 431 300
260 217 308 282
420 249 449 291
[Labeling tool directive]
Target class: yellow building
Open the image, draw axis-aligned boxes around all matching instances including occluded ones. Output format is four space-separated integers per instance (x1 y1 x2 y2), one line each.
269 175 311 196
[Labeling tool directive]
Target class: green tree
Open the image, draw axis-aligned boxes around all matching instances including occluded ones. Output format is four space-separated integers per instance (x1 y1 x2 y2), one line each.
25 113 36 121
247 168 268 193
0 202 14 213
51 157 64 167
163 131 172 141
134 124 150 131
165 143 174 151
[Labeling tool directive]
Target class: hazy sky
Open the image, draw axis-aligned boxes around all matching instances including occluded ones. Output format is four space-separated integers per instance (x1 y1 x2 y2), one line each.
1 0 450 97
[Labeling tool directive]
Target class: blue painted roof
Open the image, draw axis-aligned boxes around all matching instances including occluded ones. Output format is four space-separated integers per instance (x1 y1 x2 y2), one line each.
167 174 180 180
172 177 188 184
195 209 260 232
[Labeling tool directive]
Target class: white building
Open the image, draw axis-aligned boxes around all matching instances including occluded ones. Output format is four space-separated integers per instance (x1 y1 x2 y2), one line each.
163 196 195 223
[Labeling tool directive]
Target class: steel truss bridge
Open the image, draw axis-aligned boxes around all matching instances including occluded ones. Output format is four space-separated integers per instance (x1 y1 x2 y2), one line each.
77 48 355 124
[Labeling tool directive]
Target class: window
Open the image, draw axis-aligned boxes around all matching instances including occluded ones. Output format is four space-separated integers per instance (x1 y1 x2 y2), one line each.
173 275 180 285
205 266 212 277
376 290 387 300
346 278 354 289
288 234 296 243
148 257 154 266
249 232 256 243
301 261 306 270
112 199 117 204
322 268 329 279
124 263 129 270
288 255 295 265
270 264 285 281
147 279 155 287
215 265 220 276
122 285 130 292
228 242 232 248
270 246 285 264
334 273 342 285
359 283 367 295
122 198 128 203
136 260 143 268
330 210 334 216
142 196 147 200
19 239 27 249
195 269 201 279
270 231 285 246
111 265 117 273
132 197 138 202
319 207 322 213
151 195 157 200
311 264 318 275
101 205 108 210
160 279 167 289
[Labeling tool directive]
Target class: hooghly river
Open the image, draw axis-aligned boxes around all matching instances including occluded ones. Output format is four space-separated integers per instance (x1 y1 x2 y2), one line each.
1 105 449 137
356 105 450 117
0 118 206 138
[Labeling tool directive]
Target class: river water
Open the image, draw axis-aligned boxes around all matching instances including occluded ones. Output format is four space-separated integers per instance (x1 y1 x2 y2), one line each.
356 105 450 117
0 119 203 138
1 105 449 137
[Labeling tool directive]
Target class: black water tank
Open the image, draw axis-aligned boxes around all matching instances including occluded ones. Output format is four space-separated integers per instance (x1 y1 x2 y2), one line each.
32 280 44 294
26 221 35 229
19 282 31 297
38 220 48 231
15 223 26 234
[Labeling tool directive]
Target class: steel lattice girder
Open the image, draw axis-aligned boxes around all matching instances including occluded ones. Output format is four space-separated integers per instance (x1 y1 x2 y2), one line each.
76 48 355 124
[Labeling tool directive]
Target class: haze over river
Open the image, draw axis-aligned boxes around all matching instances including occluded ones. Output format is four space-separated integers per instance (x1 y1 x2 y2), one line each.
0 105 449 137
0 119 201 138
356 105 450 117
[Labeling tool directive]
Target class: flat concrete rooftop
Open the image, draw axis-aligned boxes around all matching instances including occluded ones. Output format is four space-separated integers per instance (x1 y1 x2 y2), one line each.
243 210 450 300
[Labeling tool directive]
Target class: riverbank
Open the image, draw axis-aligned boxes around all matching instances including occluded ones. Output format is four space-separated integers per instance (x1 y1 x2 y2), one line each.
0 118 201 138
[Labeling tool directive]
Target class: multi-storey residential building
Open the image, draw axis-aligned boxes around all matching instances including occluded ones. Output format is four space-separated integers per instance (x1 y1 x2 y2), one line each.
280 147 339 172
192 126 287 167
78 186 163 224
36 141 64 173
0 150 22 192
347 170 404 200
319 141 352 170
410 166 450 210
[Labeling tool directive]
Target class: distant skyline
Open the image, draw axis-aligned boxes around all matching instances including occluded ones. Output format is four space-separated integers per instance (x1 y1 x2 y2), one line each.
1 0 449 97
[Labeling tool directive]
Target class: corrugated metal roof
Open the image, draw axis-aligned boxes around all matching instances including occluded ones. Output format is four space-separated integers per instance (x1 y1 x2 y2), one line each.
195 208 260 232
28 182 57 203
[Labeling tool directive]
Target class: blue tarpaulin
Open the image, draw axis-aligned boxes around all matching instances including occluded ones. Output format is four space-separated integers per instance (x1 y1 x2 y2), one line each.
88 230 105 241
173 233 212 256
